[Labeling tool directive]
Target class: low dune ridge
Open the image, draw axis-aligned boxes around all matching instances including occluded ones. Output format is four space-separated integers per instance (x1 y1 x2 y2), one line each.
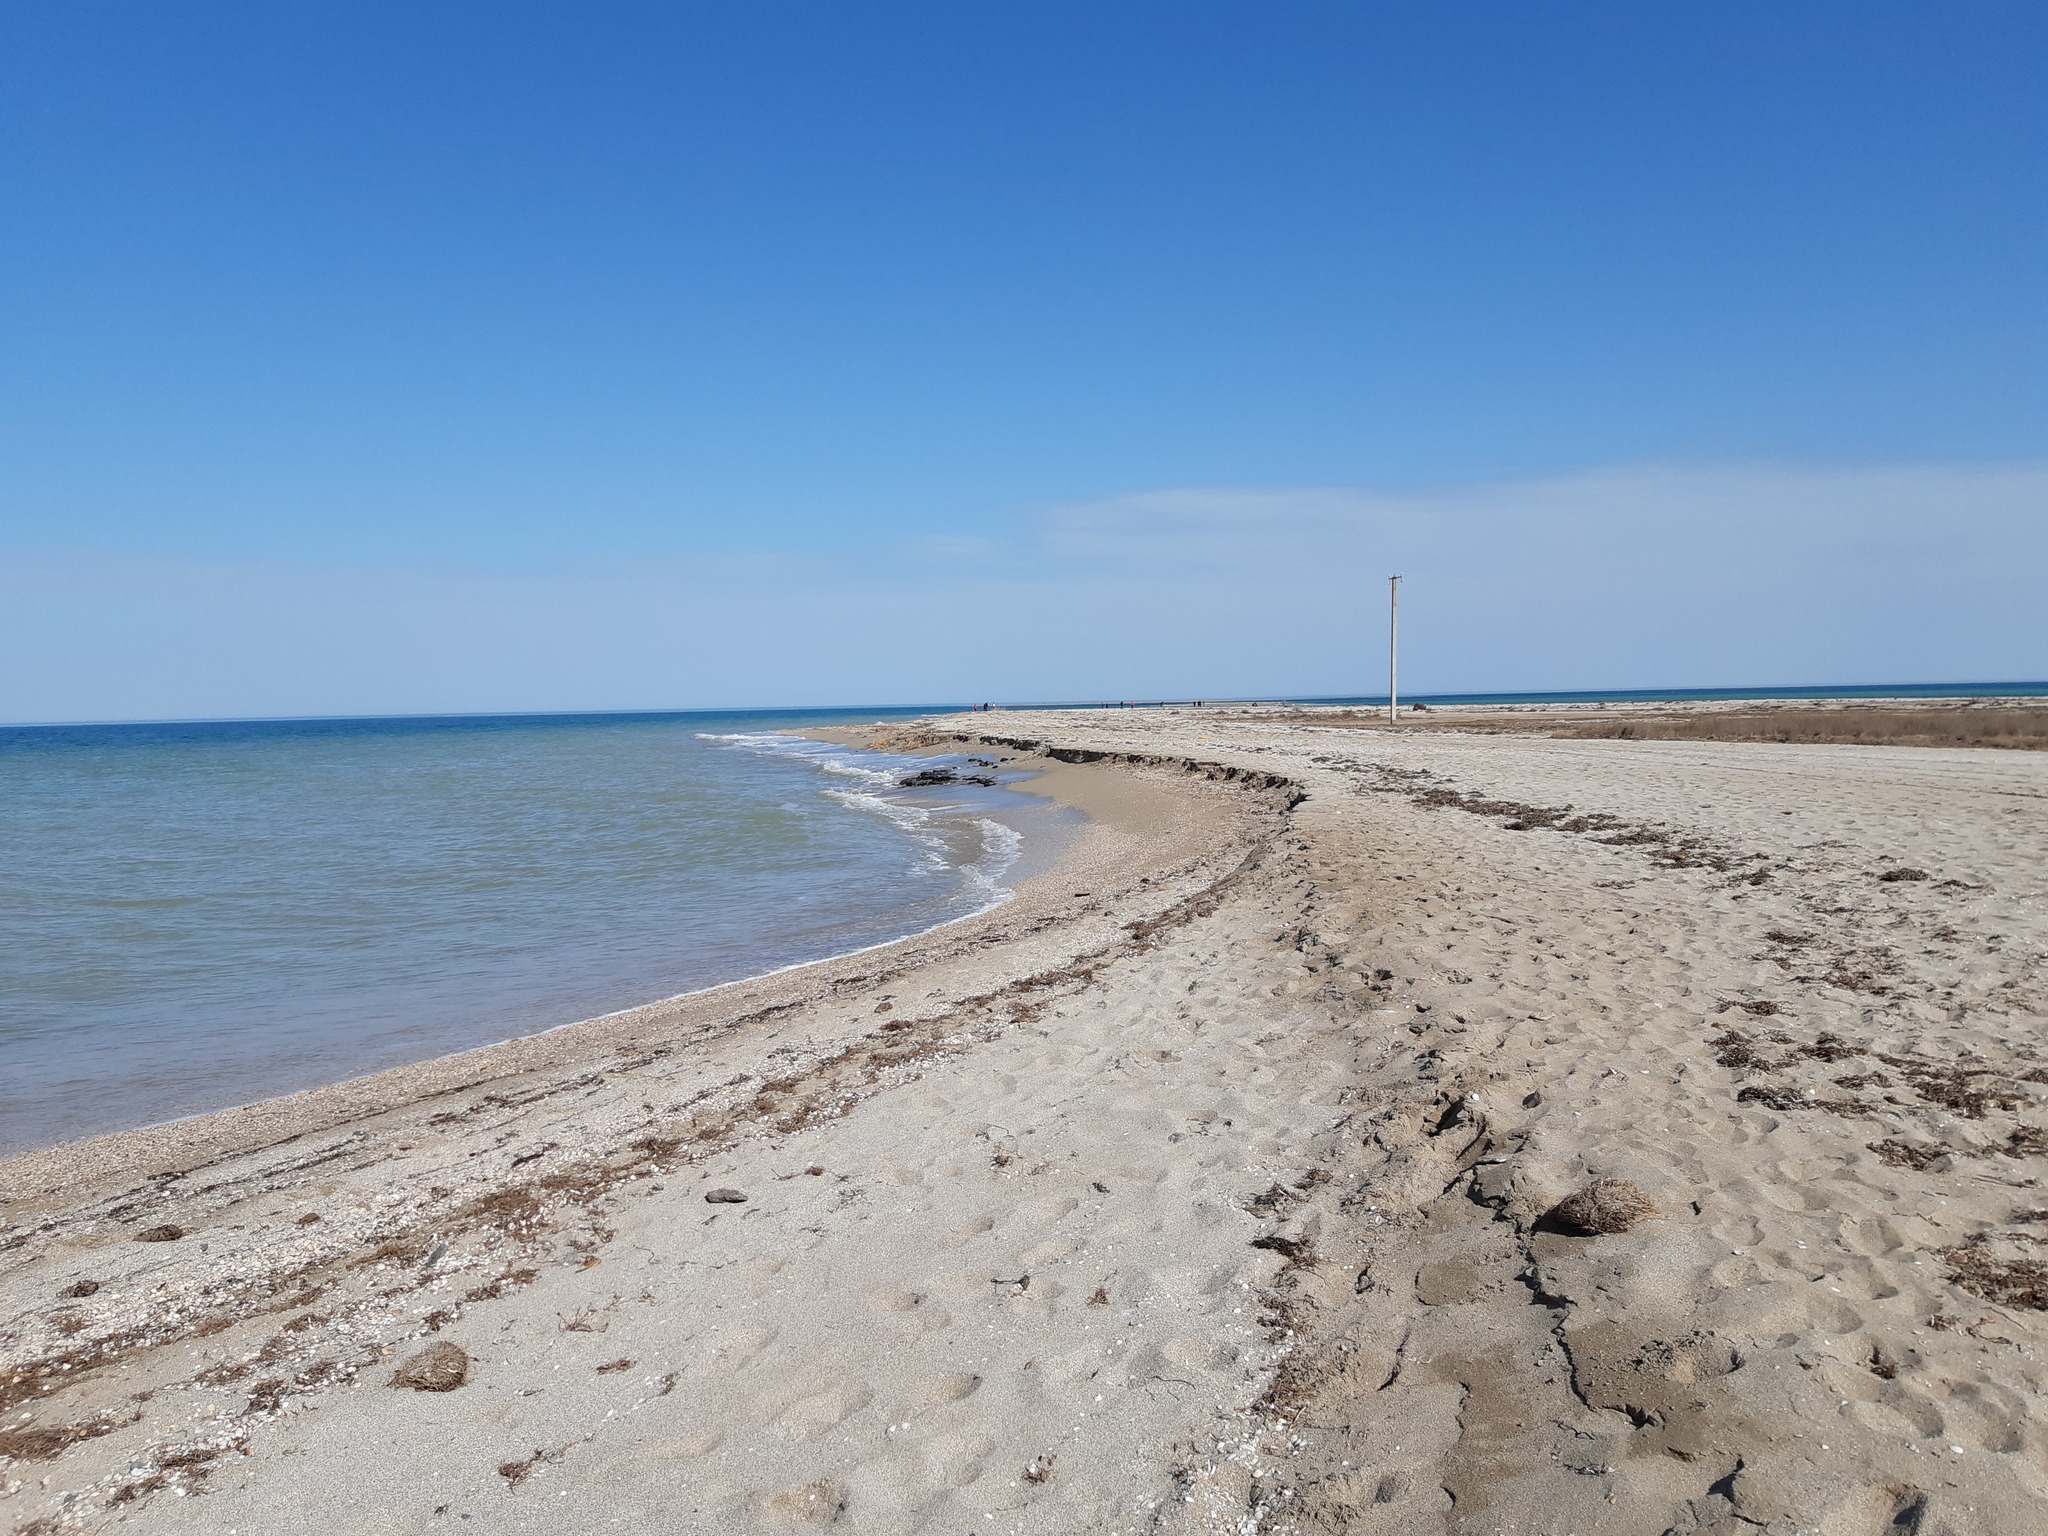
2 705 2044 1533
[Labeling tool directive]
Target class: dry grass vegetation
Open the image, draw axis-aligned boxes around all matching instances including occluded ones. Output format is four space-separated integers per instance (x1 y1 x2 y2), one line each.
1258 701 2048 751
1549 705 2048 750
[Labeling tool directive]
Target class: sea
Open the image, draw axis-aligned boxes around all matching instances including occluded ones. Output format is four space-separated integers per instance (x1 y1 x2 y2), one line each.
0 710 1072 1156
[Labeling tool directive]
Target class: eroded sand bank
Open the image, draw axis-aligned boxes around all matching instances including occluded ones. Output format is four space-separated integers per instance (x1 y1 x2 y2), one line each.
4 710 2046 1534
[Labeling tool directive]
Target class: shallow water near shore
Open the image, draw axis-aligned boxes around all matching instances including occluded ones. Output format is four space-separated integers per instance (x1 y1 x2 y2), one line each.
0 708 1063 1154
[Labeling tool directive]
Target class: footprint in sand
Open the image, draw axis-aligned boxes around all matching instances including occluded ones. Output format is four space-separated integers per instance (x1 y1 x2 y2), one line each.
924 1371 982 1403
720 1324 780 1365
1936 1379 2029 1453
1709 1215 1764 1248
1016 1195 1080 1227
638 1426 728 1461
1161 1333 1239 1371
765 1480 848 1527
775 1383 874 1439
920 1431 996 1488
1020 1235 1084 1266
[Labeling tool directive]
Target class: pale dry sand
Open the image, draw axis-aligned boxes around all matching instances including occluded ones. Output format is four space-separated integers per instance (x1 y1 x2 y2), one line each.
4 711 2047 1534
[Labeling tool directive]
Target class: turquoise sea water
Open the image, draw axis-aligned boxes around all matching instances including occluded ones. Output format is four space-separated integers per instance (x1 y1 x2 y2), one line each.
0 710 1063 1155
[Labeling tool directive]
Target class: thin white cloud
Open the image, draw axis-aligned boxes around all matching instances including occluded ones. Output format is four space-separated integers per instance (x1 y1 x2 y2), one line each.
4 460 2042 721
1027 460 2047 580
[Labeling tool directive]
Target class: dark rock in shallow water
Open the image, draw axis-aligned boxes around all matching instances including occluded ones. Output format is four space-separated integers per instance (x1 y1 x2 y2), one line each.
896 767 996 788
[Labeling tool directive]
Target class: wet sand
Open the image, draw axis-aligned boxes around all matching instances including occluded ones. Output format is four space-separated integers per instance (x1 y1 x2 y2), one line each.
3 709 2046 1533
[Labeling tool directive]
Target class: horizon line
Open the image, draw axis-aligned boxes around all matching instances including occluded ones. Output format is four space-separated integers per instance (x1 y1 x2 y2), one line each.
5 678 2046 732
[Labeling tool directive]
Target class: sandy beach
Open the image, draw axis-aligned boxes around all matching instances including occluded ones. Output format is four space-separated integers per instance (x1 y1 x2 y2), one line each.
4 706 2047 1534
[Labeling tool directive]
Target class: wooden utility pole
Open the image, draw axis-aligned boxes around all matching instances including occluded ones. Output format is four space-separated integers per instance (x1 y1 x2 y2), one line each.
1388 574 1401 725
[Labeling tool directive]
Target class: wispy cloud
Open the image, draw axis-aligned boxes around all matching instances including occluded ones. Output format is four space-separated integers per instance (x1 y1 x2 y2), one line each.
1025 460 2045 583
5 460 2042 721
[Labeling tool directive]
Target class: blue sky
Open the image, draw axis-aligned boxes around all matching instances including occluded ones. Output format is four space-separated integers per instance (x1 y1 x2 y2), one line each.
3 3 2043 719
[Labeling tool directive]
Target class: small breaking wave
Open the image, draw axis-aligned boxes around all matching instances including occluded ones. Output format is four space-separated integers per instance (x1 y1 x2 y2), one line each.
697 731 899 788
701 731 1025 913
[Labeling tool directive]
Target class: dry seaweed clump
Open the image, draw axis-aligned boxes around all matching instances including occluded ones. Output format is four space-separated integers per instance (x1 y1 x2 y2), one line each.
1548 1179 1657 1235
391 1341 470 1392
0 1418 117 1462
1943 1246 2048 1311
1871 1138 1945 1170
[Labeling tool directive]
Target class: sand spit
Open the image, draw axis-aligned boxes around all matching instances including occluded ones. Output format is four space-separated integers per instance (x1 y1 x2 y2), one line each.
3 710 2046 1533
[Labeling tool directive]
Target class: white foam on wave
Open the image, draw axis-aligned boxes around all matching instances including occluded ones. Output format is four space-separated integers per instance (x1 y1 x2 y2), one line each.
697 730 899 788
702 730 1023 913
964 816 1024 902
820 784 944 850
